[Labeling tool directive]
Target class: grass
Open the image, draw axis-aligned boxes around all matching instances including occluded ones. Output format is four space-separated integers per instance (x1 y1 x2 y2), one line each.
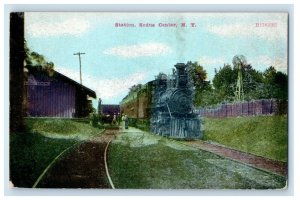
10 118 104 188
26 118 103 140
203 115 288 162
108 128 286 189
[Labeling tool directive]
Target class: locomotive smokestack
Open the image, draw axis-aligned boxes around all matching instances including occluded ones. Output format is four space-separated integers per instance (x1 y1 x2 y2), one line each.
175 63 185 74
174 63 188 88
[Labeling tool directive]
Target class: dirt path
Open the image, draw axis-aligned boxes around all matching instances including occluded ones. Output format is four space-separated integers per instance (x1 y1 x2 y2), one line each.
37 130 117 188
183 140 287 177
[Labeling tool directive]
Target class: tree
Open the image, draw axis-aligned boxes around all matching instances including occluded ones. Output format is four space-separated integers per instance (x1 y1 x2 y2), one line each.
25 40 54 75
188 57 287 107
186 61 208 89
186 61 212 106
212 64 236 102
129 84 142 94
262 66 288 100
238 64 264 100
212 57 267 102
274 71 288 100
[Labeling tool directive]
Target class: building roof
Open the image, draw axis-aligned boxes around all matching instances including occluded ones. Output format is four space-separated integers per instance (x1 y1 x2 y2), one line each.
54 70 96 98
27 65 96 98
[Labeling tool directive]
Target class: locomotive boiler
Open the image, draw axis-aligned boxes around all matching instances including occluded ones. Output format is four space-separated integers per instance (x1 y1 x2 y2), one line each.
150 63 202 139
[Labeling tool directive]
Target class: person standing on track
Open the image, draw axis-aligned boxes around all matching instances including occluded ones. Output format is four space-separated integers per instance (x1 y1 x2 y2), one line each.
112 114 117 125
121 114 127 130
124 114 128 129
125 115 128 129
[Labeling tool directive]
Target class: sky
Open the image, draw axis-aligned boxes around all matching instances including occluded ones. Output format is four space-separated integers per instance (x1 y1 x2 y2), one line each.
24 12 288 105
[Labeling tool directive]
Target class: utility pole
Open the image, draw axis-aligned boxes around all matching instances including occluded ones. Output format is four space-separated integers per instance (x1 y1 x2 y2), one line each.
73 52 85 84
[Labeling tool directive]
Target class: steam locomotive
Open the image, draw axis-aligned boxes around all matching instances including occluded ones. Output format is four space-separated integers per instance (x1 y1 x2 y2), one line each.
120 63 202 139
150 63 202 139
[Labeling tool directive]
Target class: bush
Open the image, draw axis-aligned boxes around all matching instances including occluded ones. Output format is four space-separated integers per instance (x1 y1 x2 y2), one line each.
90 113 99 127
128 118 150 131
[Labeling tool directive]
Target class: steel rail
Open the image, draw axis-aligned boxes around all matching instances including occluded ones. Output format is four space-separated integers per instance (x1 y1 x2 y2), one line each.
104 137 115 189
32 130 105 188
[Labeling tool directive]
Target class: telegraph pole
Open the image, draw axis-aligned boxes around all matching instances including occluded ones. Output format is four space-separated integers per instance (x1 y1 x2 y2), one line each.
73 52 85 84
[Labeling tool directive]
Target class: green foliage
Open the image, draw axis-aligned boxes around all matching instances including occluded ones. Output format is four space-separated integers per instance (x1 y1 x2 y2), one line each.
240 65 263 100
262 67 288 100
208 62 287 105
187 61 208 89
203 115 288 162
186 61 212 106
120 83 150 105
128 118 150 131
10 131 76 187
212 63 265 102
90 113 99 127
129 84 142 94
24 40 54 75
10 118 104 187
121 56 287 108
212 64 236 102
27 118 102 138
108 130 286 189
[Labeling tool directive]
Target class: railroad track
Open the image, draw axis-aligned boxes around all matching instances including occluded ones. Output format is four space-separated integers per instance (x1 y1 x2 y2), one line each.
33 130 117 188
104 136 115 189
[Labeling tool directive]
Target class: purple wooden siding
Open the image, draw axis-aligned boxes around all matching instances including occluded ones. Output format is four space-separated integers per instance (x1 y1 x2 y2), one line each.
27 74 76 118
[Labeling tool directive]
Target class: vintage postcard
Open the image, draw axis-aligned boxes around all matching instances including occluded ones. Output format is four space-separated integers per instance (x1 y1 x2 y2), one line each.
9 12 288 189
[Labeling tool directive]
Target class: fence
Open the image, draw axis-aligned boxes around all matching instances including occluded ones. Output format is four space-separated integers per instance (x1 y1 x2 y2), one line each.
195 99 287 118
